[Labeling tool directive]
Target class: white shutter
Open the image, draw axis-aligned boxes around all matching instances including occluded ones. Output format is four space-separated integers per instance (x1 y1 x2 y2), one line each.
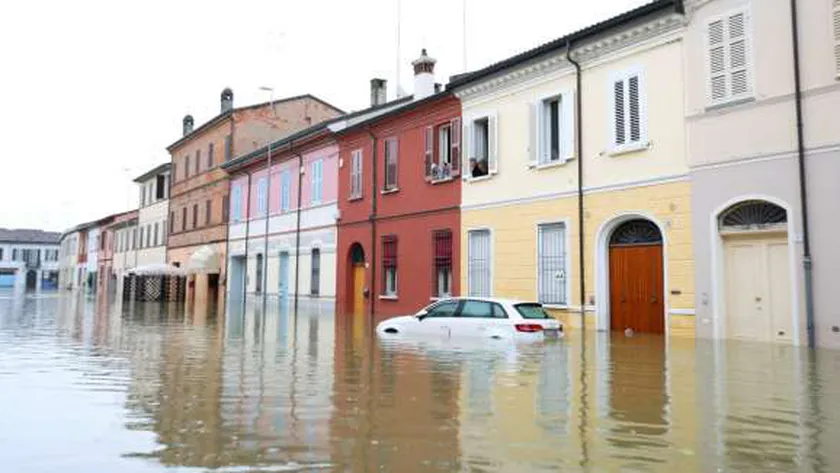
528 102 539 167
487 113 498 174
708 11 751 103
708 19 727 101
612 79 626 147
728 12 750 97
462 120 472 180
833 0 840 76
561 91 575 161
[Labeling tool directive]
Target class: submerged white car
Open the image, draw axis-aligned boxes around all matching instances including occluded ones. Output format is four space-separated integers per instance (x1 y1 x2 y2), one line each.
375 297 563 341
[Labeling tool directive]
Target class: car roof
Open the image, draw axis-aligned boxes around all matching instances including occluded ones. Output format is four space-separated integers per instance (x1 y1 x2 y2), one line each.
438 297 535 306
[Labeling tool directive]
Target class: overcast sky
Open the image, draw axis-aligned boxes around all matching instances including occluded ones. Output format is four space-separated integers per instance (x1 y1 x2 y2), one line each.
0 0 648 232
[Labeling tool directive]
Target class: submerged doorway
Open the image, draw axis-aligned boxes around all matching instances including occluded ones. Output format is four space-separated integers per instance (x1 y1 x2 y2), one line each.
347 243 366 316
608 219 664 334
719 200 792 343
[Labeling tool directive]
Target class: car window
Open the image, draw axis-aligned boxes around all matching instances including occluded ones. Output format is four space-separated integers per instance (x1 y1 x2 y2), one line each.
425 300 460 318
460 301 508 318
514 303 552 319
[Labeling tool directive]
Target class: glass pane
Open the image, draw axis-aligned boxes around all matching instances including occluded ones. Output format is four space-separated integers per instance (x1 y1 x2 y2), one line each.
427 301 459 318
460 300 493 318
515 303 552 320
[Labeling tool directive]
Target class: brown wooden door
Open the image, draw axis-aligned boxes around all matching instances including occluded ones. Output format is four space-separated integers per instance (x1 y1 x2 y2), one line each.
609 244 664 334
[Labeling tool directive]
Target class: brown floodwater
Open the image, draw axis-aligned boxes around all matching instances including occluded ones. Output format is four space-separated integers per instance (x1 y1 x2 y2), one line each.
0 292 839 473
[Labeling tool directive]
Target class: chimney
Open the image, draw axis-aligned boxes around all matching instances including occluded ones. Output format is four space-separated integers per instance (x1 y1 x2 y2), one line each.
221 87 234 113
411 49 437 100
370 78 387 107
182 115 194 136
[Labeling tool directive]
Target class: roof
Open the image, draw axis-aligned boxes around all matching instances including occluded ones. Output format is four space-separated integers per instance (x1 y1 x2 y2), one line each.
166 93 346 152
222 96 412 173
447 0 684 90
331 92 450 136
0 228 61 244
133 162 172 183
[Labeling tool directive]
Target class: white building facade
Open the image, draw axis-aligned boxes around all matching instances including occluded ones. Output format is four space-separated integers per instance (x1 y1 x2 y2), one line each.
0 229 61 292
133 163 171 268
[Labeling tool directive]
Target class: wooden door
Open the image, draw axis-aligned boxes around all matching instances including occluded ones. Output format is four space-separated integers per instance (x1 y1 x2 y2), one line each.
352 265 365 316
724 235 792 342
609 244 664 334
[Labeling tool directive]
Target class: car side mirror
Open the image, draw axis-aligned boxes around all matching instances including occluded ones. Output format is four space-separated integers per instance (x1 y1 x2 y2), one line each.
416 311 428 321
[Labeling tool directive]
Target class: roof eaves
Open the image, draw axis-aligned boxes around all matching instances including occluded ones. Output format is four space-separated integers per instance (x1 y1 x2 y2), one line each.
332 93 449 136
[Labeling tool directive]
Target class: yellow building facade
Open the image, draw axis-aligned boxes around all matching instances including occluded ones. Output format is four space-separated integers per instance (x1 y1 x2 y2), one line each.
451 2 694 337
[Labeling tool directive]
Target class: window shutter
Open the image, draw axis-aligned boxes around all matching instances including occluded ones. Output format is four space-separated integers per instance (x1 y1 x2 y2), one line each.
528 102 539 167
450 118 461 174
487 114 498 174
424 126 433 177
561 91 576 161
628 76 641 143
462 121 472 180
728 12 750 97
208 143 214 167
833 0 840 76
612 79 626 146
225 134 232 161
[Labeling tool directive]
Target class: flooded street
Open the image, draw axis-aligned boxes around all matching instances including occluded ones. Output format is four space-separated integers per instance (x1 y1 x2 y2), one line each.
1 293 839 472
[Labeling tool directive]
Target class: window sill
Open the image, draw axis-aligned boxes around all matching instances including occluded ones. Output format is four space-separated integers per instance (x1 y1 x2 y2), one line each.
705 95 756 112
379 295 398 301
464 174 494 183
380 187 400 195
606 141 651 157
347 195 364 202
528 159 572 171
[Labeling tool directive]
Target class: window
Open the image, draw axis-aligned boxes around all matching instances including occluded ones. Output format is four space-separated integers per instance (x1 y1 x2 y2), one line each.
255 253 263 293
833 0 840 76
139 227 144 249
538 223 567 305
460 300 507 319
172 162 178 182
311 159 323 205
156 175 166 199
531 92 575 166
464 115 496 179
0 248 3 260
433 230 453 298
467 229 491 297
131 228 136 250
181 207 187 231
311 248 321 296
185 155 190 178
425 119 462 181
170 211 175 234
195 149 201 174
100 233 106 250
11 248 17 261
192 204 198 228
144 225 150 248
231 185 243 222
349 149 363 199
381 236 397 296
424 300 459 318
707 11 752 104
610 69 646 149
153 223 159 246
257 177 268 216
515 303 553 320
224 134 232 161
205 199 212 225
383 137 398 191
222 195 230 223
280 170 291 211
207 143 214 168
140 186 146 207
162 220 167 244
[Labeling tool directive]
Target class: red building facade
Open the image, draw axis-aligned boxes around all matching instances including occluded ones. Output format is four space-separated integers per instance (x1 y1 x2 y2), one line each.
336 91 462 319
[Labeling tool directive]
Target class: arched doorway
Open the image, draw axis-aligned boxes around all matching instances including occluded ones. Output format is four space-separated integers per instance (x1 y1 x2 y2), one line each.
347 243 366 316
718 200 792 343
608 219 664 334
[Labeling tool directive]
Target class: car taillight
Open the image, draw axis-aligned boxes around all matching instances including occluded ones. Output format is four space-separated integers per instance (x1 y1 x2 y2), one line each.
515 324 544 333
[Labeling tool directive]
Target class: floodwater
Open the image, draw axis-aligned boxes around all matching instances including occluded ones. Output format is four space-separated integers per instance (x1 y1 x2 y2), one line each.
0 293 839 473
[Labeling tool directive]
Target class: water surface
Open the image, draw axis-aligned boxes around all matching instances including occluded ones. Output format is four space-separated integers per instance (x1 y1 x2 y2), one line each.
0 292 838 472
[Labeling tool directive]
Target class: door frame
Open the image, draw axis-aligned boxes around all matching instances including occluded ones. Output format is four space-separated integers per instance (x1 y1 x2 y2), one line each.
710 195 800 345
595 212 669 336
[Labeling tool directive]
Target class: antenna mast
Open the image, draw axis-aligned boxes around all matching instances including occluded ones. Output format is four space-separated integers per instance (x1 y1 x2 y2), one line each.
396 0 402 97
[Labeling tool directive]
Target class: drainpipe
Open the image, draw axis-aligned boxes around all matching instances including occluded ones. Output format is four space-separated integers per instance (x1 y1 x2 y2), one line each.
241 172 252 313
789 0 815 348
292 141 304 315
366 128 379 322
566 41 586 329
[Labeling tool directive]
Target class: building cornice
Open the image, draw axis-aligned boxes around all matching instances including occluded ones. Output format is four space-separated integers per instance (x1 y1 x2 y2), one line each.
455 13 683 101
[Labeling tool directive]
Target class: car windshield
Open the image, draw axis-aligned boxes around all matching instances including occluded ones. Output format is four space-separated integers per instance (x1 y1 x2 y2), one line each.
514 303 552 319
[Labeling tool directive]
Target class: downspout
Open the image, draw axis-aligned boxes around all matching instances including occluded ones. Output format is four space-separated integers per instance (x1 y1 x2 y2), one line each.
366 128 378 322
241 172 252 312
292 141 304 316
789 0 815 348
566 40 586 329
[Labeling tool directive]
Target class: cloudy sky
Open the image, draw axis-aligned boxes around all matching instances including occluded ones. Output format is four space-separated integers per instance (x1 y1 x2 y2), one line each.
0 0 649 232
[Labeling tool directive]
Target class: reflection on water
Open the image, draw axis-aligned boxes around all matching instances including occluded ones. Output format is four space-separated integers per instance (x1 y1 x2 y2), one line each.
0 291 839 472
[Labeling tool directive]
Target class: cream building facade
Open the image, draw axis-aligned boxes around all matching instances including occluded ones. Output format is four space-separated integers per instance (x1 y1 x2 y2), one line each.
450 0 694 336
684 0 840 348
